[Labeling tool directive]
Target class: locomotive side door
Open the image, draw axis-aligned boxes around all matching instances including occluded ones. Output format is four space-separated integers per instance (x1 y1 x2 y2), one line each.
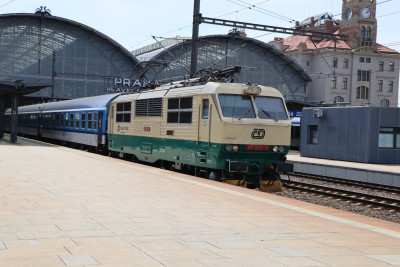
198 98 211 145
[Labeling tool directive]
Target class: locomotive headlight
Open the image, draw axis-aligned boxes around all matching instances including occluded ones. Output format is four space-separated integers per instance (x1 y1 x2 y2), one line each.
279 146 285 153
273 146 279 152
232 144 239 151
226 144 233 151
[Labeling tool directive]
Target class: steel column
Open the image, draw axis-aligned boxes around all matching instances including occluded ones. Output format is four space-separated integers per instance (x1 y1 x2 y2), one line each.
190 0 201 78
10 95 18 143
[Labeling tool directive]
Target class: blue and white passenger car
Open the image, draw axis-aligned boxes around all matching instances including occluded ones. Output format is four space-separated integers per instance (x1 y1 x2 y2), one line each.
5 93 120 149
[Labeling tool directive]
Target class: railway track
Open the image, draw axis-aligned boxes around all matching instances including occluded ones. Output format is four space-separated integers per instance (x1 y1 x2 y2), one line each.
281 173 400 210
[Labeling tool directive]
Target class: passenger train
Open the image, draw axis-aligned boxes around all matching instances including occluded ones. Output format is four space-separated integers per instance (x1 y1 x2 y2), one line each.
4 80 293 192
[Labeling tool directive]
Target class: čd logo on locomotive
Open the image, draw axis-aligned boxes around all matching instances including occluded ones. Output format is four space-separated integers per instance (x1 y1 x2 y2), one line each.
251 129 265 139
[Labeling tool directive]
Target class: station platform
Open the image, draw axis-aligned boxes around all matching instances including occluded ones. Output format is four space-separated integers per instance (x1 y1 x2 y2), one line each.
287 151 400 188
1 137 400 266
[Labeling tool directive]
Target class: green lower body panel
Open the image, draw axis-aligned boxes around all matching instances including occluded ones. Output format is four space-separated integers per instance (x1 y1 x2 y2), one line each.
108 134 289 176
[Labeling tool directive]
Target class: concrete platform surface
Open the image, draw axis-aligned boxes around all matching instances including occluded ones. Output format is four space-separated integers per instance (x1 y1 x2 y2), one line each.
1 137 400 266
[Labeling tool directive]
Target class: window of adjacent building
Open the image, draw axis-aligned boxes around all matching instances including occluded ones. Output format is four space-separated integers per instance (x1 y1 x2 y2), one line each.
333 57 338 68
334 96 344 103
378 80 383 91
389 62 395 72
116 102 131 123
356 86 369 99
357 70 370 81
379 61 384 71
136 98 162 117
366 27 371 40
308 125 318 145
331 77 337 89
342 77 348 89
389 81 394 92
167 97 193 124
360 26 366 40
306 61 310 66
366 58 371 63
359 57 365 63
343 58 349 69
381 99 390 107
378 127 400 148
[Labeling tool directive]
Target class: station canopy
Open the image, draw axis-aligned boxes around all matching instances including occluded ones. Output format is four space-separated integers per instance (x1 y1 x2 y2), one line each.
0 12 311 103
137 34 311 102
0 13 144 101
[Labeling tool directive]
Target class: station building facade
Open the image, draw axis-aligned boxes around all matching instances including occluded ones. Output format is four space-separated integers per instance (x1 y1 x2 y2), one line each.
0 11 311 106
270 0 400 107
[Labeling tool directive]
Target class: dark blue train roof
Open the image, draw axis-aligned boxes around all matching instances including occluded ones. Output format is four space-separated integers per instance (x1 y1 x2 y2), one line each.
14 93 121 114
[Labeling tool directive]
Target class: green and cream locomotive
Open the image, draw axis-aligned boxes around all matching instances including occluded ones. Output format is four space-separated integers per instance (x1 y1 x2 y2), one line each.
107 81 293 191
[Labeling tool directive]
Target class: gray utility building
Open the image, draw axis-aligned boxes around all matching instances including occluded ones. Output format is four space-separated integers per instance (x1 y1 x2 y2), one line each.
300 107 400 164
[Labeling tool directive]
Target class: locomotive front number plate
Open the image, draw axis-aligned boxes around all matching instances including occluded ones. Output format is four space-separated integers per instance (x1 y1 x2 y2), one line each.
245 145 269 151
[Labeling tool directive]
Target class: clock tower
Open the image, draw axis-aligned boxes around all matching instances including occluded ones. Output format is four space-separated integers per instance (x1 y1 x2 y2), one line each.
340 0 377 49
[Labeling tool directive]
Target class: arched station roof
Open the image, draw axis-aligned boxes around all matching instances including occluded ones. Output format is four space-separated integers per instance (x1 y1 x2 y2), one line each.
138 34 312 102
0 13 144 100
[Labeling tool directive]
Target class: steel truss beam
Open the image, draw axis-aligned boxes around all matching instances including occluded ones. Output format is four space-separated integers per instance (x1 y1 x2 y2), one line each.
200 16 349 41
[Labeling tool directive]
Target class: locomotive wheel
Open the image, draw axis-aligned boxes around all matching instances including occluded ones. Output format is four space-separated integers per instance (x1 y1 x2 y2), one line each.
208 171 221 181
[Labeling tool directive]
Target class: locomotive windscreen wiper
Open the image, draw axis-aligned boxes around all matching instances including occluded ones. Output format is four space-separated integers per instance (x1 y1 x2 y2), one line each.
239 108 252 120
260 108 278 122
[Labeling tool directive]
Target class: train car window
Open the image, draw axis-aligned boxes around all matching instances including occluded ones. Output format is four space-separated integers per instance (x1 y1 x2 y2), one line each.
136 98 162 116
116 102 131 122
88 113 92 130
202 99 209 119
218 94 255 118
81 113 86 129
93 112 98 130
64 113 68 128
254 96 289 121
75 112 80 129
167 97 192 124
69 113 74 128
55 114 59 127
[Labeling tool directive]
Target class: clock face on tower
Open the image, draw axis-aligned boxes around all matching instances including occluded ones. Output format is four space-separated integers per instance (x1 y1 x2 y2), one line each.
345 8 353 20
361 7 371 19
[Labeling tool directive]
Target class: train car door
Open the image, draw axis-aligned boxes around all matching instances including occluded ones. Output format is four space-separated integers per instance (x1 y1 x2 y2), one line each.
198 99 211 145
96 111 103 144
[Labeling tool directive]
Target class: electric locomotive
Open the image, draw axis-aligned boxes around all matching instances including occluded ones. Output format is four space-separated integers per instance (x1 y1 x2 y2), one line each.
108 80 293 191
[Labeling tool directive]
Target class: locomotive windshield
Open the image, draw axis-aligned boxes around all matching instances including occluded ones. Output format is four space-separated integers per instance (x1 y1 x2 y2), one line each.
218 94 256 119
254 96 288 120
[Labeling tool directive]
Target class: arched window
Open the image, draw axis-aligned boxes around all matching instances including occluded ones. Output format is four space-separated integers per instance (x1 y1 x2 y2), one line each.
360 26 366 40
366 27 371 40
381 99 390 107
356 86 369 99
334 96 344 103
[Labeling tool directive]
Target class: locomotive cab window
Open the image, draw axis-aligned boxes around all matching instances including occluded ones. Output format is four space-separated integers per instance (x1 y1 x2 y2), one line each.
218 94 255 119
167 97 193 124
116 102 131 123
254 96 288 121
202 99 209 119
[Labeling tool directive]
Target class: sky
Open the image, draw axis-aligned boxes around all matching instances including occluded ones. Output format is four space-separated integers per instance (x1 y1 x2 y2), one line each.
0 0 399 52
